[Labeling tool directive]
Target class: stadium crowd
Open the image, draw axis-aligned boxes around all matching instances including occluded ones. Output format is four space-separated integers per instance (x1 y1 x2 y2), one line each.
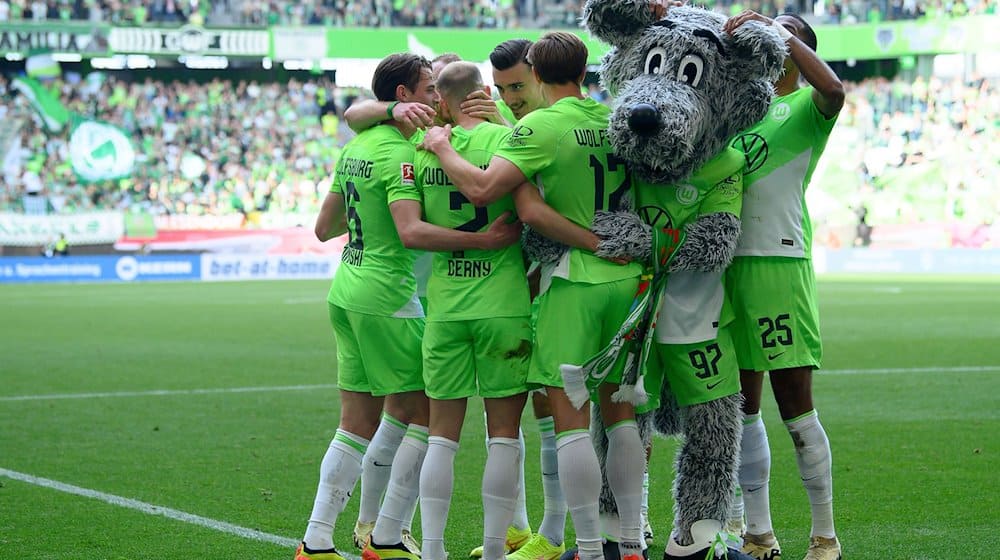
0 0 993 26
0 69 995 244
813 73 998 244
0 74 348 218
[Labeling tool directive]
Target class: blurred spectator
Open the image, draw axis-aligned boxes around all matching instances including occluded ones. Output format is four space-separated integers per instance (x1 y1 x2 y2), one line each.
0 0 992 26
811 74 999 247
853 204 872 246
1 75 350 218
1 71 995 248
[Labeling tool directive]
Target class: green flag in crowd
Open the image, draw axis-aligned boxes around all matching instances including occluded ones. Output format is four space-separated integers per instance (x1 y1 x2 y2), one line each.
25 53 61 79
69 115 136 182
12 76 70 133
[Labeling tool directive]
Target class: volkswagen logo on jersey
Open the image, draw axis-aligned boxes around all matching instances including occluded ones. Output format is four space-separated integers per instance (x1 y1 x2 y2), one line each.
639 205 674 231
732 133 768 174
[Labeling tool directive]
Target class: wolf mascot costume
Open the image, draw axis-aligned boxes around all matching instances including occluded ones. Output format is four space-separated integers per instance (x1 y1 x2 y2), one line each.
522 3 787 559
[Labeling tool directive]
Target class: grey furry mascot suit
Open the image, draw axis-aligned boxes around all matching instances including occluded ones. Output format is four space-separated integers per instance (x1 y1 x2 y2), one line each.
548 3 787 559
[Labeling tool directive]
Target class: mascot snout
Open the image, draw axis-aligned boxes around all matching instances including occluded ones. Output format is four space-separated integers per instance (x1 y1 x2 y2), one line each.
626 103 660 136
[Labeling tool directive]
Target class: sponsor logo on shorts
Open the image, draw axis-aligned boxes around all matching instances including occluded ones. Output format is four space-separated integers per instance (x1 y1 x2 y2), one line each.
706 380 724 390
767 351 786 361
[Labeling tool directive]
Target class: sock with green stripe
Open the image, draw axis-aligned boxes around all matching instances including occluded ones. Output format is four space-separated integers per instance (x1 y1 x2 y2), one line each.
359 413 408 524
304 429 369 550
372 424 429 546
537 416 566 546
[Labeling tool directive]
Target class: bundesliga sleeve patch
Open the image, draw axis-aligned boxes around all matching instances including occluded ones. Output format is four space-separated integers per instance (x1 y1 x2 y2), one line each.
401 162 415 185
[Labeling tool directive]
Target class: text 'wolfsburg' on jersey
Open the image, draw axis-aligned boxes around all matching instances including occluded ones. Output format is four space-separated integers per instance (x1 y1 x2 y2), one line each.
635 146 744 344
403 121 531 322
494 96 643 287
731 86 839 259
327 124 423 318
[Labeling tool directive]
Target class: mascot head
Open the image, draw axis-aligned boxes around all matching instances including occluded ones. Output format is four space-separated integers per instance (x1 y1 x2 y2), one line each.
583 1 787 184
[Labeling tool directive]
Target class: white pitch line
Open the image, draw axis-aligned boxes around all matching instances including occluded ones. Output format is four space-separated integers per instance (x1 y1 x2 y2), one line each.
0 468 364 558
2 366 997 403
0 384 339 402
0 468 298 548
821 365 1000 375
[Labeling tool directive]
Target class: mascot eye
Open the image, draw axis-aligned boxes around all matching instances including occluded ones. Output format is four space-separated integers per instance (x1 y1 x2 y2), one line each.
676 54 705 87
644 47 669 75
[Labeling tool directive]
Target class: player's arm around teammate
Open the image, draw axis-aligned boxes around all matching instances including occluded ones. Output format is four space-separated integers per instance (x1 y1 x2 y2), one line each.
345 54 507 134
423 32 647 560
297 54 439 560
390 61 531 560
724 12 845 560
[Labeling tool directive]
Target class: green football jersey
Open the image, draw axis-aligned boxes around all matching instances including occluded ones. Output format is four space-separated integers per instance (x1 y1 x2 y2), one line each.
497 100 517 126
635 146 744 344
731 87 838 259
407 121 530 321
494 96 642 287
327 124 423 318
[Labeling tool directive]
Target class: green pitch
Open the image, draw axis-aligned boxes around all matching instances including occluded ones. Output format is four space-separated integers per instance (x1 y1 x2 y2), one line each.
1 275 997 559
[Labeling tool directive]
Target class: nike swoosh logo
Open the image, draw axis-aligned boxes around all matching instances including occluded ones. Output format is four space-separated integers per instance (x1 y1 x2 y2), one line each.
372 461 392 467
767 352 786 361
706 380 724 390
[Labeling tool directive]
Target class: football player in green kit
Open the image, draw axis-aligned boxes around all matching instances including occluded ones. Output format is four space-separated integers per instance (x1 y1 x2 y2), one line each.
342 53 498 557
297 53 520 560
483 38 571 560
420 32 648 560
489 39 545 127
723 11 845 560
295 53 435 560
385 60 531 560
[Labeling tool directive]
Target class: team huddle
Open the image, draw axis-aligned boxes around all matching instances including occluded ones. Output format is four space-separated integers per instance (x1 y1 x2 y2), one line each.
296 4 845 560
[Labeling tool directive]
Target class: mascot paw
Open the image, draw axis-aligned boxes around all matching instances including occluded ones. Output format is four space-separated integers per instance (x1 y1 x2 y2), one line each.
521 225 568 264
592 210 652 264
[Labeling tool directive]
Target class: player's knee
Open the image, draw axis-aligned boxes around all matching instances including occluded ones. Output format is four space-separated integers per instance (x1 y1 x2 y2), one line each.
531 391 553 417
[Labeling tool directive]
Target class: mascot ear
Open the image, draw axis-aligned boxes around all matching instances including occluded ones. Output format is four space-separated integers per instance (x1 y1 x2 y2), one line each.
583 0 654 47
727 20 787 83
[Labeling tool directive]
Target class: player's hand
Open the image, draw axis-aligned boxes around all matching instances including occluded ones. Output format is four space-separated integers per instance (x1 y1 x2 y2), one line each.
650 0 684 19
482 211 523 249
723 10 772 34
460 90 505 125
392 102 436 129
418 124 452 153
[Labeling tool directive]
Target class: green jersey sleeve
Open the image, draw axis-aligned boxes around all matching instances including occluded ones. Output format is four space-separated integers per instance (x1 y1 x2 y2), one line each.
385 141 421 205
498 97 641 288
327 125 422 318
493 111 556 181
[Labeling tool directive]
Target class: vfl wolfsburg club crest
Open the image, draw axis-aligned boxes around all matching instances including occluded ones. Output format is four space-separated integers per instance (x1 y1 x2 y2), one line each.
69 118 136 182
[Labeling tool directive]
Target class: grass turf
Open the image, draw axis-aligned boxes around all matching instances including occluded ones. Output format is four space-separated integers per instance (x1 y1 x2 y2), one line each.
1 276 997 559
